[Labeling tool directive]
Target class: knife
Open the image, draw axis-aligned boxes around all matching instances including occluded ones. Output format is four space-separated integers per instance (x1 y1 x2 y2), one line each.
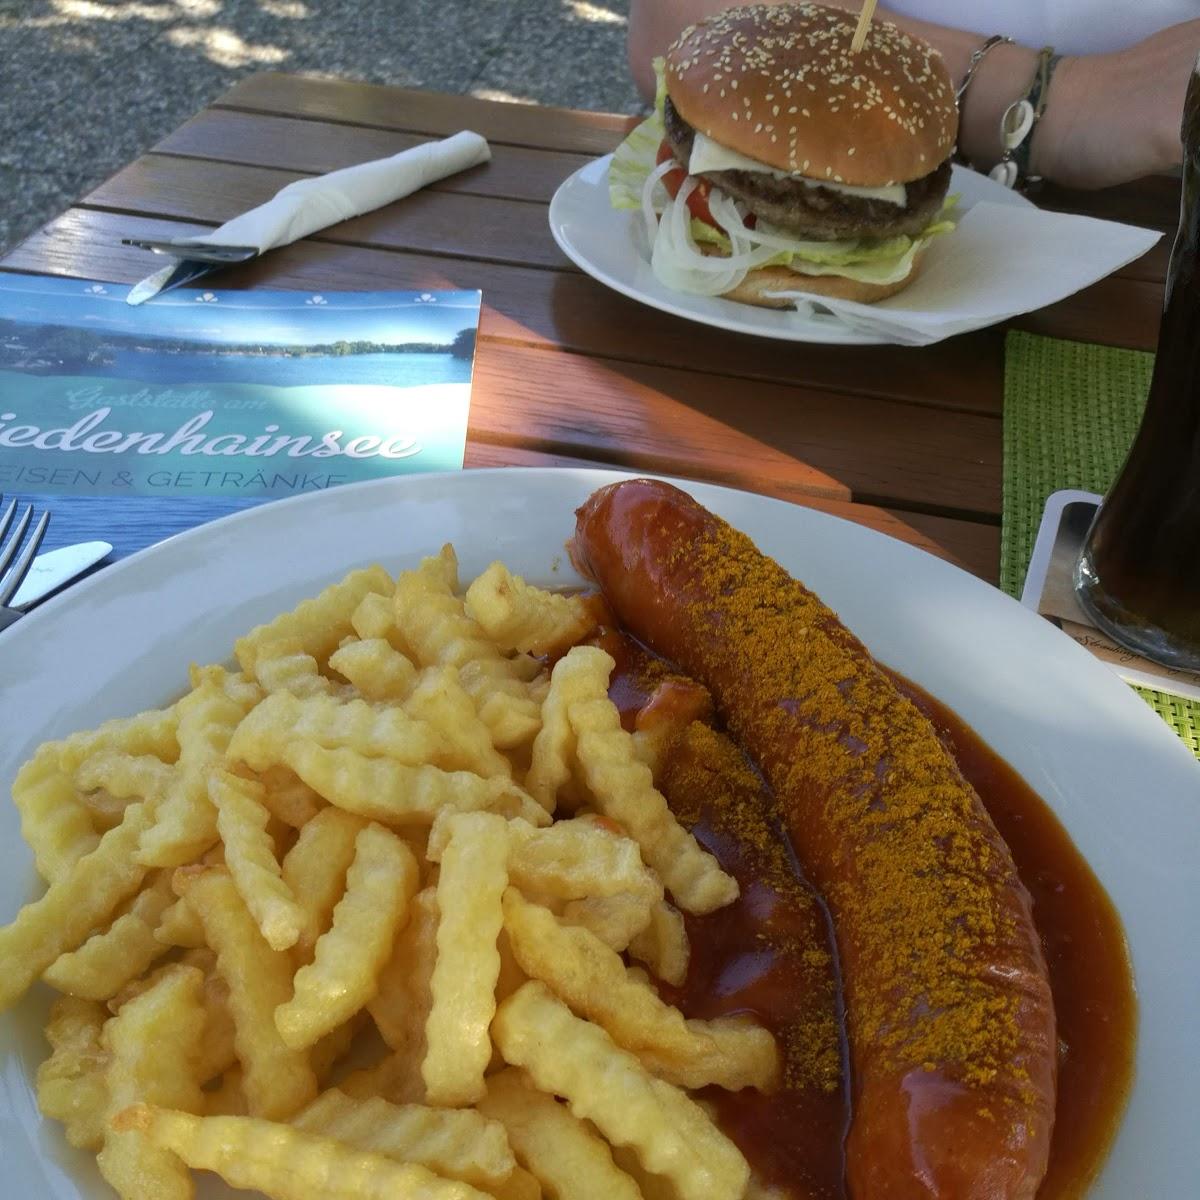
124 242 259 306
10 541 113 610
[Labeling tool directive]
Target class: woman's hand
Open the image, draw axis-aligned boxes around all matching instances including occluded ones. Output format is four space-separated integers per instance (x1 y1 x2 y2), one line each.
1031 25 1198 188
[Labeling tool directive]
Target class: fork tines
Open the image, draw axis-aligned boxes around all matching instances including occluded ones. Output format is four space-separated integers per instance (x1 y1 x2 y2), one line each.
0 496 52 608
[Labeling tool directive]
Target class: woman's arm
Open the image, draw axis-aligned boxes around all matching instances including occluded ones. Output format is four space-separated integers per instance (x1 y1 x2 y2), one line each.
628 1 1196 188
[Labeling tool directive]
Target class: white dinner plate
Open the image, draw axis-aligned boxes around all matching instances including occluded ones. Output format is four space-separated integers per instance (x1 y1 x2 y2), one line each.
1 470 1198 1198
549 157 1034 345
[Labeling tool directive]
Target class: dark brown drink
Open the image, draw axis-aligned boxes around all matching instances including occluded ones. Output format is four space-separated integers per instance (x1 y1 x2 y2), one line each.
1075 57 1200 670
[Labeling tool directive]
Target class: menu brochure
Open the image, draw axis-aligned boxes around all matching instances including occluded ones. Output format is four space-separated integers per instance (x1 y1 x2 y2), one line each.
0 274 480 557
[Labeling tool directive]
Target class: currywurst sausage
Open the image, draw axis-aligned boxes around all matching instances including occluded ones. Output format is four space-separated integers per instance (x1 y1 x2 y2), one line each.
572 480 1057 1200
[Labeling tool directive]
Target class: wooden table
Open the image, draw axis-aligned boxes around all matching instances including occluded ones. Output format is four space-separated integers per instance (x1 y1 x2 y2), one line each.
0 73 1179 582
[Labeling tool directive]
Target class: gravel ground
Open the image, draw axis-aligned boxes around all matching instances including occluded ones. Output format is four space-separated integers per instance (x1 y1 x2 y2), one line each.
0 0 642 256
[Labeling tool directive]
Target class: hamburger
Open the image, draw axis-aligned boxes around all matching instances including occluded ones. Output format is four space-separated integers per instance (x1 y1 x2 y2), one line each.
611 3 959 307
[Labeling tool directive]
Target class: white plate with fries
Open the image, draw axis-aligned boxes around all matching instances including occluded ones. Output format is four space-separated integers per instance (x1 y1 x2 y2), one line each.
0 469 1197 1200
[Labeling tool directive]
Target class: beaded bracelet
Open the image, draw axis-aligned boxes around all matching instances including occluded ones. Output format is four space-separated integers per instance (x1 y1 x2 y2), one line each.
991 46 1062 190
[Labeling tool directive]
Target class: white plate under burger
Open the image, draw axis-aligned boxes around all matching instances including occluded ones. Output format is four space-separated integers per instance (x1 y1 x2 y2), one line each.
0 470 1198 1196
550 157 1035 345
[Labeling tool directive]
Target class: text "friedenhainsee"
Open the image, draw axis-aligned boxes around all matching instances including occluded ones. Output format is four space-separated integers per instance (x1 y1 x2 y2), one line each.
0 408 420 460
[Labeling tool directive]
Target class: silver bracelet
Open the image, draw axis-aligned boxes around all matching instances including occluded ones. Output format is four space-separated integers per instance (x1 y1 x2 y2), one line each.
956 34 1014 107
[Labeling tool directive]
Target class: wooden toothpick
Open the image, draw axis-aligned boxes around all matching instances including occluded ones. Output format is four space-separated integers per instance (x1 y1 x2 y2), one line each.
850 0 878 53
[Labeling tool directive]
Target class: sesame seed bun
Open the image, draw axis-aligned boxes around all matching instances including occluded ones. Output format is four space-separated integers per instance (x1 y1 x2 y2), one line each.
666 3 958 187
698 244 927 308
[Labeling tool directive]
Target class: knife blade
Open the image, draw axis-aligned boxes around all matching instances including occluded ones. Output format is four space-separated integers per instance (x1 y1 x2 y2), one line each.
126 258 225 306
10 541 113 610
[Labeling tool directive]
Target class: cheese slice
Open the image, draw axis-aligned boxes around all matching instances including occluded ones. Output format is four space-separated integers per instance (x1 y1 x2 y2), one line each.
688 132 908 206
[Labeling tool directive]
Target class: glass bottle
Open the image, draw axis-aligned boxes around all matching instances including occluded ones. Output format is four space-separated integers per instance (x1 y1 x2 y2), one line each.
1074 58 1200 671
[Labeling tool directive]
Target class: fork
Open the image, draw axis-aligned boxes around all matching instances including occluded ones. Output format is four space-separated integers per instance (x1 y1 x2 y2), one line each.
0 497 51 633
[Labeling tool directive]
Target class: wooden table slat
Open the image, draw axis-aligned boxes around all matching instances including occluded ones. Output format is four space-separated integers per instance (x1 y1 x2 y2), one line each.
467 343 1002 518
216 73 638 155
153 108 593 206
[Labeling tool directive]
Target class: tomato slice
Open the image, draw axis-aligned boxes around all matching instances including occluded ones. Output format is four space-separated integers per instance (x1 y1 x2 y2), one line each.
654 140 755 231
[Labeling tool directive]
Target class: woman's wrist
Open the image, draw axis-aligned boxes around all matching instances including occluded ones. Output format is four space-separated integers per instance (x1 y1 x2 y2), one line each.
1027 55 1082 183
957 41 1039 168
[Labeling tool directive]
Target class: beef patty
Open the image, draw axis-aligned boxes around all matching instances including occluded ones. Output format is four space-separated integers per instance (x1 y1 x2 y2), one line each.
663 95 952 241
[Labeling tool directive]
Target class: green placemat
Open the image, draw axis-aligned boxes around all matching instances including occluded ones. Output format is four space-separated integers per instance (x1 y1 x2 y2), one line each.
1002 330 1199 757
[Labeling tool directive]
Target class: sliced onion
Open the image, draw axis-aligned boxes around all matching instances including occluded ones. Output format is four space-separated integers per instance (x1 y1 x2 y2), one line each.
640 159 676 249
649 182 778 296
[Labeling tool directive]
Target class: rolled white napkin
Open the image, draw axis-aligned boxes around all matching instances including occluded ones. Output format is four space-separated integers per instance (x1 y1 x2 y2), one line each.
764 202 1162 346
174 130 491 253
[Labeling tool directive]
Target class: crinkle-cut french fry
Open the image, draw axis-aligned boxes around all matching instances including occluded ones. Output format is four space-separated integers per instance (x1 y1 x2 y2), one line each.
570 696 737 915
423 812 509 1106
253 637 340 698
205 1065 248 1116
12 746 99 883
464 563 598 657
281 807 368 962
394 547 541 749
524 646 613 812
628 900 690 987
43 871 175 999
337 1044 426 1105
495 927 527 1005
36 996 110 1150
368 886 438 1056
560 893 654 951
310 1012 368 1084
277 742 548 828
229 690 443 770
351 590 409 652
173 866 316 1119
507 816 662 903
406 666 512 780
276 824 420 1050
479 1068 641 1200
0 801 153 1011
79 788 133 832
609 1143 682 1200
330 637 418 701
196 957 238 1085
493 982 749 1200
98 963 206 1200
502 891 777 1092
111 1105 495 1200
74 751 176 806
494 1166 544 1200
256 764 325 829
211 769 303 953
235 564 394 676
137 676 258 868
154 896 206 949
294 1089 515 1190
54 707 180 776
190 663 265 709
